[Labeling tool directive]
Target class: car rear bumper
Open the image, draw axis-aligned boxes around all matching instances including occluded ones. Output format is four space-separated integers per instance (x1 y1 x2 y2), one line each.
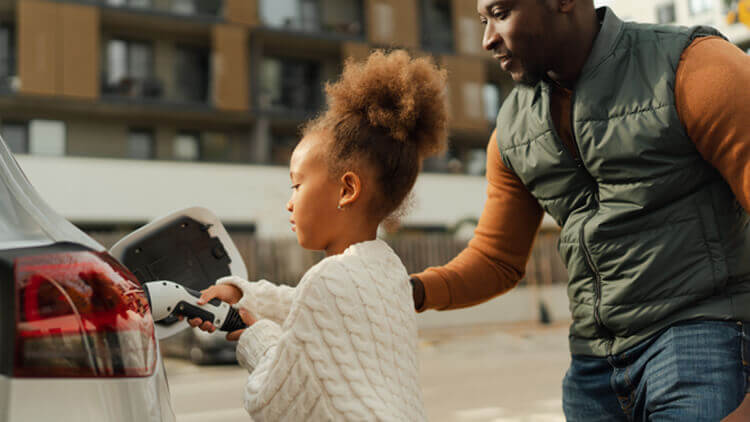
2 355 175 422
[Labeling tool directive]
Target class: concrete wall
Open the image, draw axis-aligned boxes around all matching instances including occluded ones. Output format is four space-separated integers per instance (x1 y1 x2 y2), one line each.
15 154 492 236
417 285 571 329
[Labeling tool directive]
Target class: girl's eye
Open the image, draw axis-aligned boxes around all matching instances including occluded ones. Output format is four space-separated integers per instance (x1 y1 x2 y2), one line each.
291 184 300 190
480 17 488 26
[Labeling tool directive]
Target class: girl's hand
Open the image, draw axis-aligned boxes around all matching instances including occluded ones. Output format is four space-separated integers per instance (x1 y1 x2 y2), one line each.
185 284 244 332
198 284 242 305
225 308 256 342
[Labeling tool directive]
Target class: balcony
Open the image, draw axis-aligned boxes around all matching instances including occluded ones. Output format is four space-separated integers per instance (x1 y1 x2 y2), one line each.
257 56 324 119
258 0 364 39
100 0 223 20
101 38 211 109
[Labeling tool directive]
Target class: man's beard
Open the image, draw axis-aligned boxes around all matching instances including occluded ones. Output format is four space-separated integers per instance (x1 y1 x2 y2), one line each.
516 66 546 87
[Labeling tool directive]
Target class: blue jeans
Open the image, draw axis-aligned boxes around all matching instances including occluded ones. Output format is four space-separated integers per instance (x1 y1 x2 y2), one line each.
563 320 750 421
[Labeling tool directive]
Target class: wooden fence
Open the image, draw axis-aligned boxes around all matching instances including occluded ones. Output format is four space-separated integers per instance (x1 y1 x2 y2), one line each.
89 229 568 288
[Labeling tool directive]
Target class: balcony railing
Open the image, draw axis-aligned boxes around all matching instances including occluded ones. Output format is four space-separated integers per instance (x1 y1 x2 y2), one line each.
259 0 364 38
100 0 223 19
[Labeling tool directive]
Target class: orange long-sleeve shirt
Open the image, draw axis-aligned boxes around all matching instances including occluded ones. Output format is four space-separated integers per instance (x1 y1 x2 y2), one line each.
414 36 750 312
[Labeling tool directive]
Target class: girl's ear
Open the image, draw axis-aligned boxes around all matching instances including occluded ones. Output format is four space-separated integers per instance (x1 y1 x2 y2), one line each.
339 171 361 208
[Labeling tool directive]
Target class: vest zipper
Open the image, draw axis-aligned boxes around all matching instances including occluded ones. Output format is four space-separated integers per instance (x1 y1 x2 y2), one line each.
568 90 613 348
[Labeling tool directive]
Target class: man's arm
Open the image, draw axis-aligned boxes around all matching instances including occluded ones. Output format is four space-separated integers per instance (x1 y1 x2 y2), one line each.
411 130 544 311
675 36 750 212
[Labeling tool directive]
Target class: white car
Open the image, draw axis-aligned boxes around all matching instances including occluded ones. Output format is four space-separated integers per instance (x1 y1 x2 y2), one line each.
0 137 175 422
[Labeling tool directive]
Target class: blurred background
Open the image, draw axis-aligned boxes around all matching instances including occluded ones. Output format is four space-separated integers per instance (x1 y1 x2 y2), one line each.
1 0 748 420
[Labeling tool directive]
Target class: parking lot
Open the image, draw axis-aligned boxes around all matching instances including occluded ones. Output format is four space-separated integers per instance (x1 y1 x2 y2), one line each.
166 321 571 422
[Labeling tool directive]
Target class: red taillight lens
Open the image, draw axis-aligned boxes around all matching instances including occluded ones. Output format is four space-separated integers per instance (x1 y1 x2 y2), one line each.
14 251 156 378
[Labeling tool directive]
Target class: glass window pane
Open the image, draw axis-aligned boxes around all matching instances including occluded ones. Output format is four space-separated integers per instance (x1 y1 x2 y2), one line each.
422 0 454 52
129 42 152 80
128 130 154 159
321 0 362 35
29 120 65 156
175 46 209 103
261 0 299 28
261 58 320 112
174 133 200 161
1 122 27 154
299 0 321 31
107 40 127 86
483 84 501 123
260 59 282 108
657 3 676 23
172 0 196 14
201 132 227 162
0 25 11 80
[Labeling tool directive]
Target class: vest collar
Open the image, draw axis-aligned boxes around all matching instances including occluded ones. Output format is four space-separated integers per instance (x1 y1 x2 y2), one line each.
580 7 624 78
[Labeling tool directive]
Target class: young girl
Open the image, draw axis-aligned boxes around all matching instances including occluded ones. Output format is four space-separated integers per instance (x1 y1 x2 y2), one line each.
191 50 447 421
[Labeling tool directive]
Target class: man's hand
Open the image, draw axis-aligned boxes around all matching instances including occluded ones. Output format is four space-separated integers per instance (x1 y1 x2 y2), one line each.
225 308 256 341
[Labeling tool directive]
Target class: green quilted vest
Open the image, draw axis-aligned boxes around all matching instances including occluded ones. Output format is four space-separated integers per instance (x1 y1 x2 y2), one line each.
496 8 750 357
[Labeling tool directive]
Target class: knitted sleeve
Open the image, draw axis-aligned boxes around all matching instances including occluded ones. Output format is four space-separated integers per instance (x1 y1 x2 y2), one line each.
675 36 750 212
235 260 403 421
216 276 295 325
411 130 544 311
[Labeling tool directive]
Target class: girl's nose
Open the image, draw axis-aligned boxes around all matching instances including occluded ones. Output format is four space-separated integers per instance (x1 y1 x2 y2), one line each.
286 200 293 212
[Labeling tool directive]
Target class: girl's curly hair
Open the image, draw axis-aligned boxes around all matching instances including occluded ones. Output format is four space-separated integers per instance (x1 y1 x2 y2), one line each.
303 50 448 223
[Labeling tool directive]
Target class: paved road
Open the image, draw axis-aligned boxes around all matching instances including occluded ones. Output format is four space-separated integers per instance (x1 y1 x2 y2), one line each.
166 322 571 422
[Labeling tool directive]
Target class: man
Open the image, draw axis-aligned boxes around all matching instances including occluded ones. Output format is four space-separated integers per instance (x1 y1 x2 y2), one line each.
410 0 750 420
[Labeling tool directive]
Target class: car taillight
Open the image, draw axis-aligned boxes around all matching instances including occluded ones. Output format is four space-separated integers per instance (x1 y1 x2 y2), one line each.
14 250 156 378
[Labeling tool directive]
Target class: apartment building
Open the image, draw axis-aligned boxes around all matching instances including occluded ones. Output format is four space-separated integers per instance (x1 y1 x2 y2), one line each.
0 0 511 172
601 0 750 50
0 0 522 235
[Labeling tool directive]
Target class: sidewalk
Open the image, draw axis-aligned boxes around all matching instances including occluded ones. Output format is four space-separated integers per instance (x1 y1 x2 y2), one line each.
418 321 570 422
167 321 572 422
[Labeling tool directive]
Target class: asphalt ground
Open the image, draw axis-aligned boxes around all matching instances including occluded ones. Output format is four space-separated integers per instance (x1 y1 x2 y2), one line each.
166 321 571 422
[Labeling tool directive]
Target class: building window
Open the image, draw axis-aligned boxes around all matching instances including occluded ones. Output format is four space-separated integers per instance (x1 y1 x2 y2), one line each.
656 3 676 23
29 120 65 156
688 0 713 15
201 132 228 162
260 0 362 36
372 3 394 41
128 129 154 160
259 57 322 113
483 83 503 123
105 0 152 8
174 132 200 161
175 45 210 103
1 122 27 154
421 0 454 52
261 0 320 31
103 39 162 99
171 0 222 16
0 24 15 91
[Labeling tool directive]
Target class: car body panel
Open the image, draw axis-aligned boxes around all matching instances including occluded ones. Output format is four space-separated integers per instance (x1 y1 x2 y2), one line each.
4 355 175 422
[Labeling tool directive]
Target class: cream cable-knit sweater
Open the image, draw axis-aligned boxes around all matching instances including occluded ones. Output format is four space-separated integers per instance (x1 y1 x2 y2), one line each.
217 239 426 421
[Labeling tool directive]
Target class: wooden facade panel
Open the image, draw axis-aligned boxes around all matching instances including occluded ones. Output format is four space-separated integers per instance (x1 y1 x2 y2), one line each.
224 0 258 26
342 41 371 63
452 0 484 56
366 0 419 48
441 55 487 132
60 3 99 99
212 25 249 112
18 0 58 96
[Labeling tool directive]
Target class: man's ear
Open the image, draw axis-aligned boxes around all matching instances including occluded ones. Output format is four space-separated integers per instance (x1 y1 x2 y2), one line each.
339 171 361 208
